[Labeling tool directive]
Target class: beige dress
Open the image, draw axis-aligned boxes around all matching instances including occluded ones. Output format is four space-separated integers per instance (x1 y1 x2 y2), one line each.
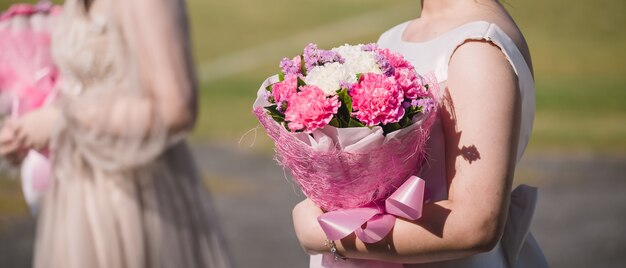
33 0 232 267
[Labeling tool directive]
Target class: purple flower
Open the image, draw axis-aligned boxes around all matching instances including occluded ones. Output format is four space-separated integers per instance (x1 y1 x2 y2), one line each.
416 98 436 114
318 50 344 64
375 53 394 76
264 90 275 103
280 56 302 75
361 43 379 52
402 101 412 109
339 81 354 90
303 43 320 71
302 43 344 72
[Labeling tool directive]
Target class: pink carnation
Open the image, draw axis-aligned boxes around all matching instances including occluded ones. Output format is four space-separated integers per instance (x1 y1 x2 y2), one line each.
395 67 427 100
284 85 340 133
377 48 411 69
271 74 298 104
350 73 405 126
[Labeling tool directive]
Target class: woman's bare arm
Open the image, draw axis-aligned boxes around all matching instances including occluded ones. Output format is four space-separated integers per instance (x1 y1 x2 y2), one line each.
293 40 521 263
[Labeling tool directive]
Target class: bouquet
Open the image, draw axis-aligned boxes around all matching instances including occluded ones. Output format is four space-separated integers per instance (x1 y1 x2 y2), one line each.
253 43 438 263
0 1 61 214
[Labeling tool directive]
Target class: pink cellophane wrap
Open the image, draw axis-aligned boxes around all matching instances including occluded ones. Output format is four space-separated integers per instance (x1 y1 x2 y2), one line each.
254 75 438 212
0 2 60 116
255 74 437 267
0 3 61 214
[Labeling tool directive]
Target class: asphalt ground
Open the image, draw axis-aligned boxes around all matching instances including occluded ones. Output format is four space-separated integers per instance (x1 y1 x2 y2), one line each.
1 145 624 268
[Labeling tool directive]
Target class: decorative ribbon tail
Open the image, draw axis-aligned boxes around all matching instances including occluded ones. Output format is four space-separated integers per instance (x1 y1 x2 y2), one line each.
385 176 426 221
354 214 396 243
318 207 380 241
20 150 51 215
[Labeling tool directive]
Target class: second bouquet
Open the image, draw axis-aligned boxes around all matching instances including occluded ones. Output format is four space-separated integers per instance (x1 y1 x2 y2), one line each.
253 43 438 244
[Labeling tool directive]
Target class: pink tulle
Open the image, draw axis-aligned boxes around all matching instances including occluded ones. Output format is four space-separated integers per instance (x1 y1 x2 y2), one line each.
255 75 439 211
0 2 61 22
0 3 61 214
0 3 60 116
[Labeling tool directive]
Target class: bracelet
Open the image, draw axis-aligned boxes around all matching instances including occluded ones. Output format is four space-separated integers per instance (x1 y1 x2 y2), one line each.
324 239 346 261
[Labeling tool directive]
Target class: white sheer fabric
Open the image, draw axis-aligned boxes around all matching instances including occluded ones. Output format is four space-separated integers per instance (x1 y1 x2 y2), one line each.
33 0 232 267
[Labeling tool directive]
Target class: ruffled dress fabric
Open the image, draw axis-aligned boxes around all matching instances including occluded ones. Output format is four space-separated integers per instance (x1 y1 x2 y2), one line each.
32 0 231 267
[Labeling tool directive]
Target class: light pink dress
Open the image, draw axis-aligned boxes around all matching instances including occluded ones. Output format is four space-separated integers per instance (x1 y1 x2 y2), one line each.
311 21 549 268
32 0 231 267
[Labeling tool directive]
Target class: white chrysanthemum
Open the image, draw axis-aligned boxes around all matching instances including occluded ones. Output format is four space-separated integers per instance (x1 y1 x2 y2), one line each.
304 62 353 96
304 45 383 96
332 44 382 75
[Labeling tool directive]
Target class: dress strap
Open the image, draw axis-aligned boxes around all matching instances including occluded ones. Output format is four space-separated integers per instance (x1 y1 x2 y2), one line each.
437 21 533 84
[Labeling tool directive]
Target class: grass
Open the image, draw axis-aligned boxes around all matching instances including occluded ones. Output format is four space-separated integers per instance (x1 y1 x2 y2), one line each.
0 174 29 231
188 0 626 154
1 0 625 153
531 77 626 153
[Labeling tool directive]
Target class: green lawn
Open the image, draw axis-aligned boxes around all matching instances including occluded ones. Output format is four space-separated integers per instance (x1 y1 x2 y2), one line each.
0 174 28 231
2 0 625 153
189 0 626 153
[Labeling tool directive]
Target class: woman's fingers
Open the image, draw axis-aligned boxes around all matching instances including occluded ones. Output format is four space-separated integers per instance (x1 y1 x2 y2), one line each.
6 147 26 165
0 139 26 165
0 121 16 144
0 124 18 155
0 120 27 164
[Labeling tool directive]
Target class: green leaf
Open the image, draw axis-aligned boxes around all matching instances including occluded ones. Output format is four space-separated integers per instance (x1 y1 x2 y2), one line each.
334 88 353 127
382 123 401 134
329 117 341 128
284 123 293 132
266 84 273 93
278 71 285 81
356 73 363 81
264 105 285 123
297 76 306 87
404 106 418 119
399 116 411 128
337 88 353 113
348 118 365 128
300 55 307 75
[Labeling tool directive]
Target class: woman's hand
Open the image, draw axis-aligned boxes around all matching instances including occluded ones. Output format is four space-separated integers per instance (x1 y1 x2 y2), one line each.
1 106 61 161
292 199 328 255
0 120 27 164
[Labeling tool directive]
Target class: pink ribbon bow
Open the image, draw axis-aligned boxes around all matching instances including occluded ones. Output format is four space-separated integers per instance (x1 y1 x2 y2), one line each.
317 176 426 243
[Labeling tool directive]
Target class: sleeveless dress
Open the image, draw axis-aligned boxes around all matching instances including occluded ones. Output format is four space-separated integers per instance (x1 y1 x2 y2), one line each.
311 21 549 268
32 1 232 267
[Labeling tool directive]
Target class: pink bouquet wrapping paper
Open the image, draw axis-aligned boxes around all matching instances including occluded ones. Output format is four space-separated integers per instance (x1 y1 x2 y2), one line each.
253 43 439 266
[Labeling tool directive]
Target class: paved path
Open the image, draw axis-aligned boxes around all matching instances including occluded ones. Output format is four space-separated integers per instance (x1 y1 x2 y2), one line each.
1 145 625 268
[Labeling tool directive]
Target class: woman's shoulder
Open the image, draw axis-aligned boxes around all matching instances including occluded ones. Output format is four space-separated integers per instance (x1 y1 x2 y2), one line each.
431 15 533 78
458 16 533 74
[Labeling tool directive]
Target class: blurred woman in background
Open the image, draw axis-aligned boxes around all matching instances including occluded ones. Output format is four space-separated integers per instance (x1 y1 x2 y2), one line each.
0 0 231 267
